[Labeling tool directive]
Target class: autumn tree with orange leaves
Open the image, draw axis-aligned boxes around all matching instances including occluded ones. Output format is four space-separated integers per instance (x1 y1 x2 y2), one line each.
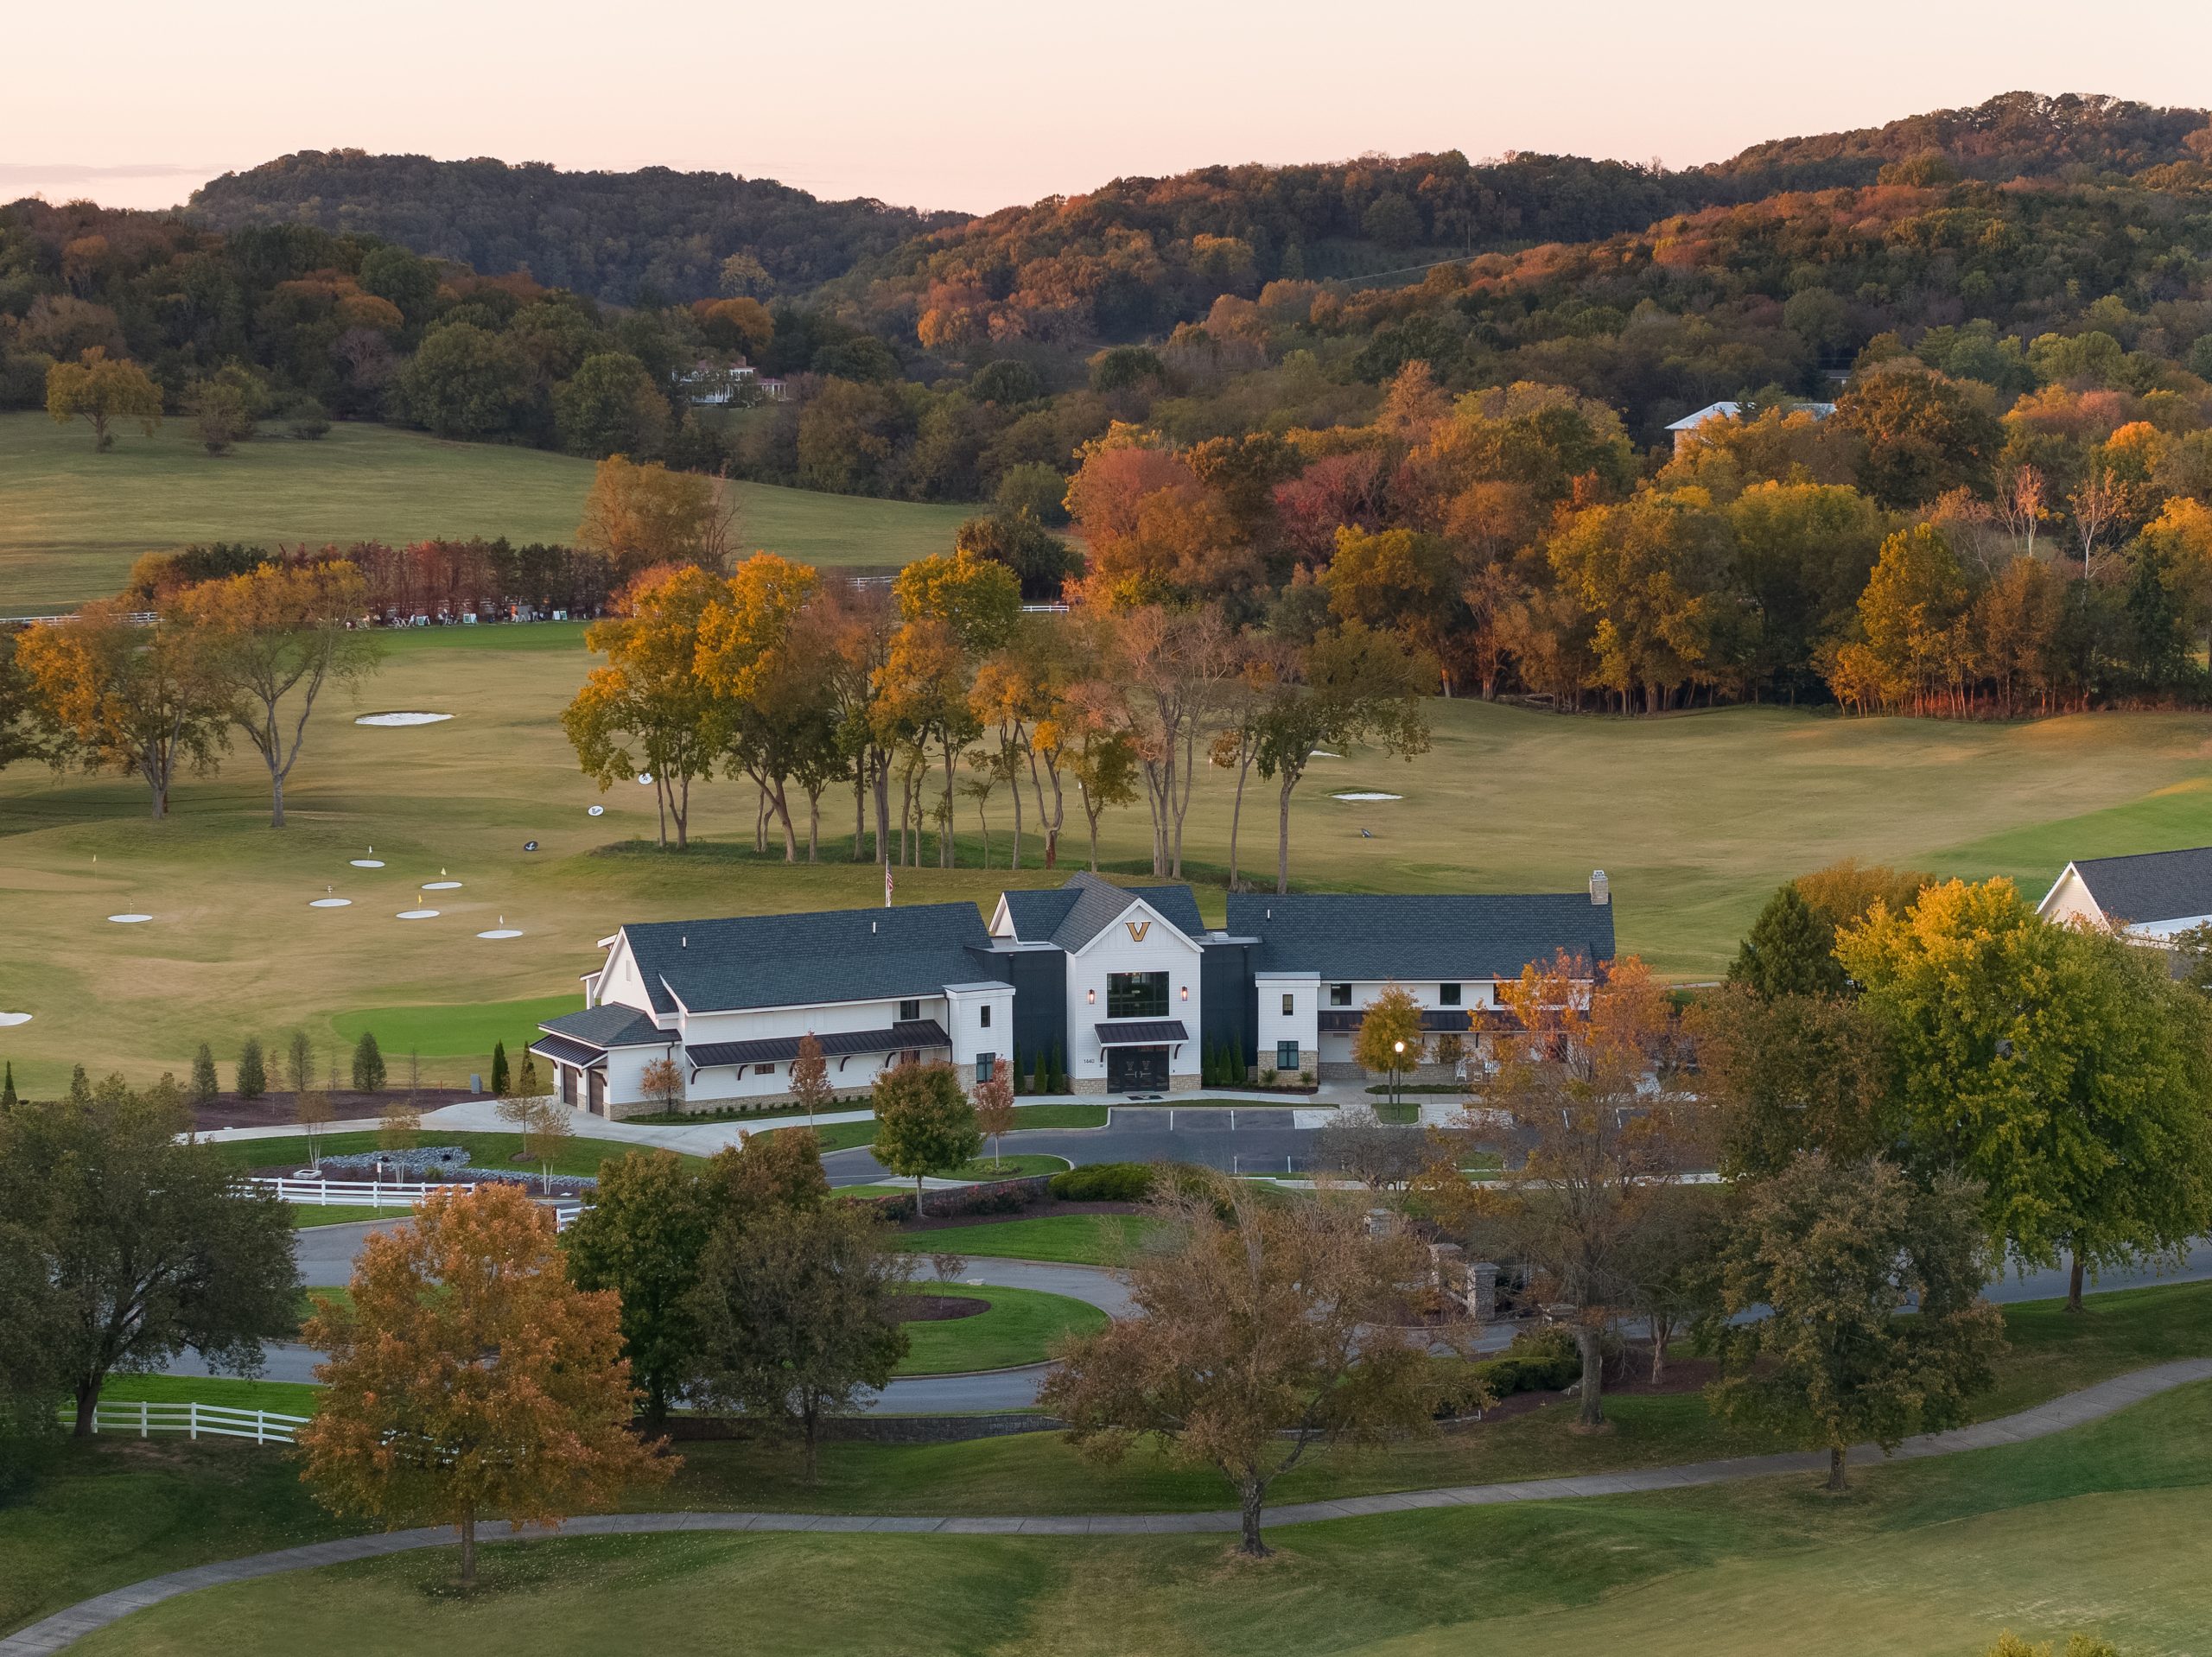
297 1184 672 1586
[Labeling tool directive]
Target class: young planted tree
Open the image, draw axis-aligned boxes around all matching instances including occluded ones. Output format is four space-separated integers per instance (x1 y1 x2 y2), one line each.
0 1074 296 1434
15 600 231 819
639 1056 683 1116
352 1031 385 1094
516 1055 540 1098
1840 878 2212 1311
690 1200 912 1478
870 1061 981 1215
562 1150 716 1427
177 561 380 828
1706 1154 2005 1490
974 1065 1018 1170
1352 981 1426 1094
788 1032 832 1124
188 1043 219 1107
1 1063 16 1109
490 1041 511 1096
378 1098 423 1157
298 1184 672 1585
293 1081 333 1171
496 1095 573 1191
1466 952 1694 1429
1039 1172 1446 1556
236 1036 266 1102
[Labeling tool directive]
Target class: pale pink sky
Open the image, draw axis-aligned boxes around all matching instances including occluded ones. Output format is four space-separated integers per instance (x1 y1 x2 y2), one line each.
7 0 2212 215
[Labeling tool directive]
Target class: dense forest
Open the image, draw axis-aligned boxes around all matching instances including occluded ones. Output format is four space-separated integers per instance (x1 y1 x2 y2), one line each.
188 151 966 303
12 91 2212 717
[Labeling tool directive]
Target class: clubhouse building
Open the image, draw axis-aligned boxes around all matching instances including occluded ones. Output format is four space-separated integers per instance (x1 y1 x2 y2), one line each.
531 871 1617 1117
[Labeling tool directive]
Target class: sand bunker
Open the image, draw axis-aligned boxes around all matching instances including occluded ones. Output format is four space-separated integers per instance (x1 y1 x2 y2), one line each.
355 713 453 727
0 1012 30 1027
588 805 605 816
1331 791 1402 802
396 908 440 920
421 880 463 891
108 913 153 924
308 898 352 909
477 928 524 939
349 859 385 868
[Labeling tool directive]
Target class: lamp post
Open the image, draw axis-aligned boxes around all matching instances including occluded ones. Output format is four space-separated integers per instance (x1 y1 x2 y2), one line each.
1392 1038 1405 1121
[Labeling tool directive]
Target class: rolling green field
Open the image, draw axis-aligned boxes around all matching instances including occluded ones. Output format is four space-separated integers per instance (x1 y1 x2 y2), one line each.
0 412 975 613
54 1380 2212 1657
8 610 2212 1094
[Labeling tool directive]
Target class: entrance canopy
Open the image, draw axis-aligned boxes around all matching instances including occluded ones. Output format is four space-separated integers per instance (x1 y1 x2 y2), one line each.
1094 1019 1189 1047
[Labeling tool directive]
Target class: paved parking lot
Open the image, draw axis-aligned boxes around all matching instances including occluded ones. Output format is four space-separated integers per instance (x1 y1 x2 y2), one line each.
823 1104 1319 1185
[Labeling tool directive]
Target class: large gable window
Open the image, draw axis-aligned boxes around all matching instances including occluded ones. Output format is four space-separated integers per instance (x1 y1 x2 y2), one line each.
1107 971 1168 1019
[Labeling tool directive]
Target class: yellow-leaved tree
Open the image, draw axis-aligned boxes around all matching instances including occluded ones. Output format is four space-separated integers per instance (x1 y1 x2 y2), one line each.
47 347 162 450
296 1184 672 1585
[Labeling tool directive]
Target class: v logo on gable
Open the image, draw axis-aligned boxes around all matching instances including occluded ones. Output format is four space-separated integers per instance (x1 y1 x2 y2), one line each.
1125 919 1151 943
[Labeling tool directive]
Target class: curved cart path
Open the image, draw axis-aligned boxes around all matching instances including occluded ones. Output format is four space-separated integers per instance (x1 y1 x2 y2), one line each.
12 1359 2209 1656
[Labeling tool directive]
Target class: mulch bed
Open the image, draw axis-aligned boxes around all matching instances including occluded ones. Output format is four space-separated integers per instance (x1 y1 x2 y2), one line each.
892 1293 990 1323
189 1089 477 1131
900 1197 1143 1235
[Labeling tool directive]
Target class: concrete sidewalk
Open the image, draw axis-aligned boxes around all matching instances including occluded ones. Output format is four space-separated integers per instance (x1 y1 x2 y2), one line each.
11 1358 2208 1655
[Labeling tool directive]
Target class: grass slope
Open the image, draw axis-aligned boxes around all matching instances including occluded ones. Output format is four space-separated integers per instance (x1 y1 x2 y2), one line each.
57 1381 2212 1656
893 1213 1156 1267
0 412 973 613
8 607 2212 1093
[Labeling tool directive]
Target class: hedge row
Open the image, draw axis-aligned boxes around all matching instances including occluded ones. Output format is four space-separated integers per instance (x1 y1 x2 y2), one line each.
1434 1326 1584 1416
1046 1162 1156 1203
859 1174 1055 1222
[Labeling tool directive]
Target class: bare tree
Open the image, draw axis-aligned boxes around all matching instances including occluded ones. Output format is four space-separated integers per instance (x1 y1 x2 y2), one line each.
1993 463 2047 560
1314 1105 1429 1198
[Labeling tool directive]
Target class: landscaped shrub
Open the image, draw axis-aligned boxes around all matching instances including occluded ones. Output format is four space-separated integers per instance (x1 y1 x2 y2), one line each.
189 1043 219 1105
1047 1162 1156 1203
1032 1048 1048 1095
1048 1043 1065 1093
1230 1042 1249 1084
863 1173 1056 1223
352 1032 385 1093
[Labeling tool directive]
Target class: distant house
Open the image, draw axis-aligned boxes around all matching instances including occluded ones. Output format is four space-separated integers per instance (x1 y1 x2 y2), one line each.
2037 848 2212 941
683 358 790 406
1665 398 1837 454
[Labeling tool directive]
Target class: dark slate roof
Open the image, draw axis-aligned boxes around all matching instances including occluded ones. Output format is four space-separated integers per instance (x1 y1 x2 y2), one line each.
2066 848 2212 926
1225 892 1615 981
620 903 991 1014
1093 1019 1191 1046
529 1032 607 1068
1001 872 1205 951
538 1004 667 1049
689 1020 950 1070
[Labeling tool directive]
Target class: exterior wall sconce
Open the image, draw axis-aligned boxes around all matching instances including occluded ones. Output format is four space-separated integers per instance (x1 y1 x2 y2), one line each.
1087 988 1096 1004
1180 985 1189 1001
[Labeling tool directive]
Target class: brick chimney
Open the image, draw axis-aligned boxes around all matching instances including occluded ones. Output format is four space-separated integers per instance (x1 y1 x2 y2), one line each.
1589 869 1610 905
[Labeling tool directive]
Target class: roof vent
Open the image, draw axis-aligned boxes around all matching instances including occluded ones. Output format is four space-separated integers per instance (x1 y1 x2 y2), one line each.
1589 870 1610 907
681 936 688 947
872 920 879 934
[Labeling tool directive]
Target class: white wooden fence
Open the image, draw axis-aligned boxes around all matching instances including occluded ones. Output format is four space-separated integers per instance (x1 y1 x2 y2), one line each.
67 1399 310 1444
251 1176 478 1208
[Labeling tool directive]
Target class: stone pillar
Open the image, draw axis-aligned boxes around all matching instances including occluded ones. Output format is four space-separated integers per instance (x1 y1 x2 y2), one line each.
1470 1260 1499 1323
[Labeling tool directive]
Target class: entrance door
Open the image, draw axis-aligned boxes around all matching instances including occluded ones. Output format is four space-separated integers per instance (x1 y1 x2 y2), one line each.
588 1069 607 1115
1107 1045 1170 1093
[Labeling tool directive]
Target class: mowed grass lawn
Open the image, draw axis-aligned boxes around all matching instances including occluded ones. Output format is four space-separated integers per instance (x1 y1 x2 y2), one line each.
894 1213 1157 1267
8 597 2212 1092
51 1380 2212 1657
893 1283 1106 1374
0 411 974 613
